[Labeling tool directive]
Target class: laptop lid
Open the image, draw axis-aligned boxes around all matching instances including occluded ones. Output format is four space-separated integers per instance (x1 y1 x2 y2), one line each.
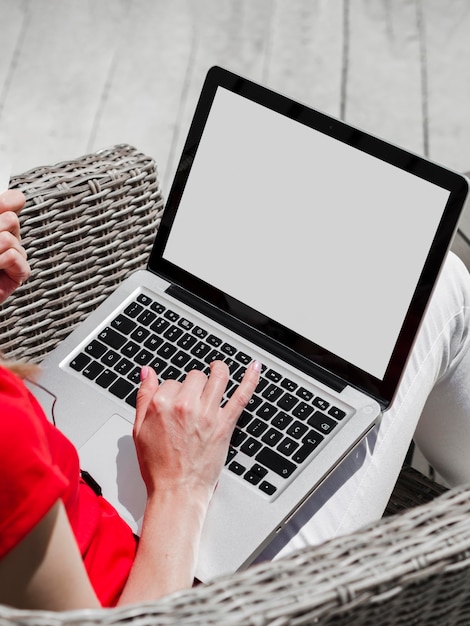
148 66 468 410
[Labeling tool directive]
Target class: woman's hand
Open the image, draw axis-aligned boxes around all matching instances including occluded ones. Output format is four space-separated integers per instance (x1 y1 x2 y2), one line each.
134 360 261 504
119 359 261 603
0 190 30 303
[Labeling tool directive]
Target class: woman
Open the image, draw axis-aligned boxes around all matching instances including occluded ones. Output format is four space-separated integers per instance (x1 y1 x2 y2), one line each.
0 189 261 608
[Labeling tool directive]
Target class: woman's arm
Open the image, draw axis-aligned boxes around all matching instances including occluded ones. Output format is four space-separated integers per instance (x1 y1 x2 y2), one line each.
0 500 100 610
0 360 260 610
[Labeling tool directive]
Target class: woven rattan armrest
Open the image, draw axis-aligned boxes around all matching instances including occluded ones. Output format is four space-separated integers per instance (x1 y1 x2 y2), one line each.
0 144 164 363
0 482 469 625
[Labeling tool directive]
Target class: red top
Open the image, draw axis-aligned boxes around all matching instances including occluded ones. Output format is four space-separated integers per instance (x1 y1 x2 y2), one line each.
0 366 137 606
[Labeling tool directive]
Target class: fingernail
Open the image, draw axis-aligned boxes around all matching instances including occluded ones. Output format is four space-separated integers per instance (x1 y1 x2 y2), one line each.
252 360 262 373
140 366 149 381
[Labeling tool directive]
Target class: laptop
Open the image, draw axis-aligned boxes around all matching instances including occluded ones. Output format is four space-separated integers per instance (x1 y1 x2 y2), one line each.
28 66 469 583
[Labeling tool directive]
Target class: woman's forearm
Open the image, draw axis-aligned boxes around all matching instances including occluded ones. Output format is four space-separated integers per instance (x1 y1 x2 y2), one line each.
117 486 209 604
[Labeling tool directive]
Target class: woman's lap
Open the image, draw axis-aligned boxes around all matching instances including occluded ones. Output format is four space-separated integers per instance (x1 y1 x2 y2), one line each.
257 251 470 561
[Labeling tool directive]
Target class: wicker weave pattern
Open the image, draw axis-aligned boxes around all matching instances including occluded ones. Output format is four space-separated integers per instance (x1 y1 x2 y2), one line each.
0 144 163 362
0 483 469 625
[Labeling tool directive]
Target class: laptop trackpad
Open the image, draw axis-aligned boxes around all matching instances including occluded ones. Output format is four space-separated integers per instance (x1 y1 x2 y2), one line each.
78 414 146 533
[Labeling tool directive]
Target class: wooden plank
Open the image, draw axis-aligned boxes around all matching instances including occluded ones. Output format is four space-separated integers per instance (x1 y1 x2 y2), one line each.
163 0 273 191
423 0 470 239
89 0 194 195
1 0 126 176
343 0 424 154
263 0 343 118
0 0 28 162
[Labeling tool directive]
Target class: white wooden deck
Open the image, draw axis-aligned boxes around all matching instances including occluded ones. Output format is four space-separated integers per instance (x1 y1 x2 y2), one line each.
1 0 470 261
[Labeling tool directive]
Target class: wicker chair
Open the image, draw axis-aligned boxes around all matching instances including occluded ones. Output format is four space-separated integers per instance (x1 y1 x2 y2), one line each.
0 144 469 625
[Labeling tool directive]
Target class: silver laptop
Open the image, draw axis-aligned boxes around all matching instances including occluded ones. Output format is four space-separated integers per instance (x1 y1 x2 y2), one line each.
29 66 469 583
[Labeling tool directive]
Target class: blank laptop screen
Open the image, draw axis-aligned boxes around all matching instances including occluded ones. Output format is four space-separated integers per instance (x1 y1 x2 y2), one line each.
162 87 449 381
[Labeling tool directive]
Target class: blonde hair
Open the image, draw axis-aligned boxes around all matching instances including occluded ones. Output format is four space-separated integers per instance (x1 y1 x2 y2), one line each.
0 357 39 379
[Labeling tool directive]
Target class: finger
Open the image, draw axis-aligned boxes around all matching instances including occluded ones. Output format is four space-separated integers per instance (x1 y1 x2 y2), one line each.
223 360 261 425
201 360 230 411
0 248 31 285
0 190 26 215
134 366 160 433
0 211 21 239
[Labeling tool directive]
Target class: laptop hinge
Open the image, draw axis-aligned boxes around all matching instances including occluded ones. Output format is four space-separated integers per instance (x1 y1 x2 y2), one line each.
166 284 347 394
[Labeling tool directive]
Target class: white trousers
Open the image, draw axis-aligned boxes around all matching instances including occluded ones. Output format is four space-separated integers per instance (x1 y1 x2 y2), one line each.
258 251 470 561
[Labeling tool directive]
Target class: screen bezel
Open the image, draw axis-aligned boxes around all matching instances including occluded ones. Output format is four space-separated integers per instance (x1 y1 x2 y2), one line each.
148 66 468 409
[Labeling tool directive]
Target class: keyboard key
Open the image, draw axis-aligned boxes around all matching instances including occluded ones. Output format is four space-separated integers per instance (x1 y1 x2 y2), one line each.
256 402 278 421
83 361 104 380
259 481 277 495
98 327 127 350
241 438 262 457
111 314 136 335
262 384 283 403
287 421 308 439
115 358 133 375
292 401 314 421
205 349 225 364
135 349 154 365
265 369 282 383
221 343 237 356
308 411 338 434
235 351 251 365
137 309 157 326
277 437 299 456
192 326 208 339
144 334 163 351
109 377 134 399
150 301 165 314
261 428 283 446
296 387 313 402
157 342 177 359
256 448 296 478
329 406 346 420
192 341 210 359
161 365 182 380
178 317 193 330
101 350 120 367
277 392 298 411
292 432 324 463
122 340 140 358
85 340 107 359
247 418 269 437
124 302 143 318
136 293 153 306
228 461 245 476
151 317 170 334
171 351 191 368
185 358 206 372
177 333 197 350
231 428 247 447
164 310 179 322
96 369 117 388
149 357 166 375
281 378 297 392
164 325 183 342
313 396 330 411
126 389 138 408
271 411 292 430
70 352 90 372
207 334 222 347
131 326 150 343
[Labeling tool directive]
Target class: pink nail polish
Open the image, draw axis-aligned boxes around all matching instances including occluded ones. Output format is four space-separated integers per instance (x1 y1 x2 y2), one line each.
252 360 262 373
140 366 149 381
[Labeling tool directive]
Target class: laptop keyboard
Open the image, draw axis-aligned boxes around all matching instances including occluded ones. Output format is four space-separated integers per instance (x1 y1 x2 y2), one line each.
68 292 349 498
